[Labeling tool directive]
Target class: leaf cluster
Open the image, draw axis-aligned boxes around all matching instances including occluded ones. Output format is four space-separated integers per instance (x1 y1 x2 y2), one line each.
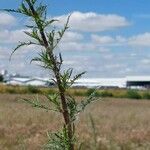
45 126 75 150
4 0 69 62
22 90 98 123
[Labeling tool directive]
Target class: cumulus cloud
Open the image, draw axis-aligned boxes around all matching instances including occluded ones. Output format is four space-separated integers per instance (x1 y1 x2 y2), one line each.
62 31 84 42
59 42 96 51
141 59 150 64
0 29 29 44
91 32 150 47
0 46 10 59
59 32 150 51
91 34 127 46
128 32 150 47
105 64 124 69
91 34 115 44
0 12 16 26
55 11 130 32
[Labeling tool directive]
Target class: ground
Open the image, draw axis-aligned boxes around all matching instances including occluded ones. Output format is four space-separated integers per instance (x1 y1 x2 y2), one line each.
0 94 150 150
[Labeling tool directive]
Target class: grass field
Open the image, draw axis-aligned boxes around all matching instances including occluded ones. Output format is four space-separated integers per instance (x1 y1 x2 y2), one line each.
0 94 150 150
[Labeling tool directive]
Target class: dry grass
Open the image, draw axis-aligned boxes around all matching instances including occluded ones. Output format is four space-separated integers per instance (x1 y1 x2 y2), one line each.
0 94 150 150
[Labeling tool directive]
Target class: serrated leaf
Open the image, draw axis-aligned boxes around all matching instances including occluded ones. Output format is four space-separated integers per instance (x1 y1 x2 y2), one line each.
9 41 39 61
44 19 58 28
70 71 86 86
1 8 21 13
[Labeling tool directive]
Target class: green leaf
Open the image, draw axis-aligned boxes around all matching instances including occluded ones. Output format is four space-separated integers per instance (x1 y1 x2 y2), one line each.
31 0 37 5
52 15 71 50
44 19 58 28
36 4 47 18
30 57 42 63
60 68 73 90
66 95 78 122
1 8 21 13
77 89 98 113
25 25 38 29
70 71 86 86
9 41 38 61
21 2 29 15
22 96 58 112
45 94 61 112
45 126 75 150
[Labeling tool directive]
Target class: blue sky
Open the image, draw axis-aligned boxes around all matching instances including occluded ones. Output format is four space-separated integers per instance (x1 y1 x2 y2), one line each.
0 0 150 78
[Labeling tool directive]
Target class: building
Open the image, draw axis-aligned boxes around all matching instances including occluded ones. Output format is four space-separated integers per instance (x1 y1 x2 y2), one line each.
73 78 126 88
1 69 150 89
126 76 150 89
6 76 54 87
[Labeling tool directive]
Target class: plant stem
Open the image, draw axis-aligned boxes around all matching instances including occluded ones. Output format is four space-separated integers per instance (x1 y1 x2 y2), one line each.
28 1 74 149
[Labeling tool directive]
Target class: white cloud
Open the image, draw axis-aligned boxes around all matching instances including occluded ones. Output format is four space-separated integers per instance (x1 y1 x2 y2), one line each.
56 11 130 32
105 64 124 69
62 31 84 42
91 32 150 47
59 42 96 51
91 34 115 44
0 46 10 59
98 47 110 52
128 32 150 47
63 60 76 65
141 59 150 64
91 34 127 46
102 54 114 59
0 29 29 44
0 12 16 26
116 36 127 43
0 28 83 48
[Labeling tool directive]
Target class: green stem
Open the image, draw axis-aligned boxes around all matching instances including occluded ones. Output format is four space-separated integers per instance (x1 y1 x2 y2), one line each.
27 1 74 149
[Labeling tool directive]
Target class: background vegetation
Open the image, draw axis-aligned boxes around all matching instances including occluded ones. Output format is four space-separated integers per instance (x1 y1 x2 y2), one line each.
0 84 149 100
0 94 150 149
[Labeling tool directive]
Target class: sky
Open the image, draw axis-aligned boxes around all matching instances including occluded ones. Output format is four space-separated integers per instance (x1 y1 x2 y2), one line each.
0 0 150 78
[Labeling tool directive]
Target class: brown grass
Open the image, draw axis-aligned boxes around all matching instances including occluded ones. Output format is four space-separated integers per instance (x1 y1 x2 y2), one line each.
0 94 150 149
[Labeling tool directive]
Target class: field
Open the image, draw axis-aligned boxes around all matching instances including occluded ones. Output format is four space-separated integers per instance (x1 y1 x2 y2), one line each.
0 94 150 150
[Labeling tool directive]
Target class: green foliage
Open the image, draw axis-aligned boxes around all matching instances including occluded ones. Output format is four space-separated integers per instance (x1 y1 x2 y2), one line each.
86 88 100 97
126 90 142 99
73 90 86 97
0 75 4 82
86 89 113 97
45 126 75 150
27 85 40 93
77 91 98 113
6 88 16 94
142 92 150 99
23 95 58 112
99 91 113 97
86 88 95 96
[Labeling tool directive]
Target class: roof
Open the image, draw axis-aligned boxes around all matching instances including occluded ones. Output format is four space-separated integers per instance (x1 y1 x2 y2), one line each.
74 78 126 88
6 77 53 86
126 76 150 82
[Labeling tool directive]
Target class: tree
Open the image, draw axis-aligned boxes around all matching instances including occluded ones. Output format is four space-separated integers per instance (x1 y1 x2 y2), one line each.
3 0 97 149
0 74 3 82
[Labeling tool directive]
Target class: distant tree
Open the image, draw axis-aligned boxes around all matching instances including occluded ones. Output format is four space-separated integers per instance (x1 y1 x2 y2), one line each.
4 0 97 149
0 74 3 82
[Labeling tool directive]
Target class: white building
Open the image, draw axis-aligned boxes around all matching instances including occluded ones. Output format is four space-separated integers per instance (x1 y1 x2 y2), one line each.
3 71 150 89
73 78 126 88
6 77 54 87
126 76 150 89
